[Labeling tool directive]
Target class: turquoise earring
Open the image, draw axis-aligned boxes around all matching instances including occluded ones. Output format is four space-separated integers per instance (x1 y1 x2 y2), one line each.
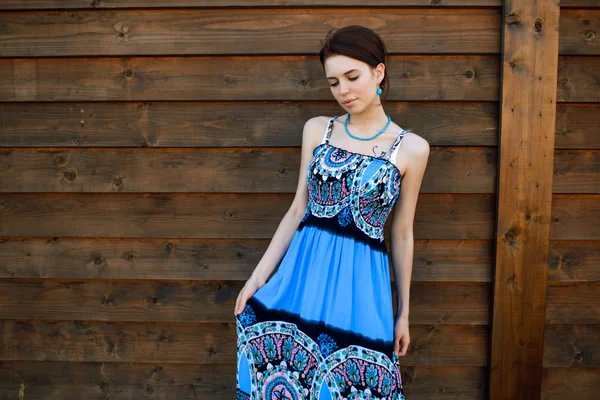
376 87 382 95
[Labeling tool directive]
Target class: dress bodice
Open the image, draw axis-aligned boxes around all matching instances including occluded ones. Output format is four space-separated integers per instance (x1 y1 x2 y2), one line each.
302 116 410 242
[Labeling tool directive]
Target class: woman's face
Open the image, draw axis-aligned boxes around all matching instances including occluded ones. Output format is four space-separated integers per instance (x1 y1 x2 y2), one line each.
324 54 384 114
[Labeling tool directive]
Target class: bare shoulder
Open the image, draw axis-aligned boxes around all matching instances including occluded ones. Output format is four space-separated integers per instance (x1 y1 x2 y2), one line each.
302 116 331 148
402 130 430 157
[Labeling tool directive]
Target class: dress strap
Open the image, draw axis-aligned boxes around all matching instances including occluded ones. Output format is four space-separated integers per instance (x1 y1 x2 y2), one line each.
320 115 339 144
384 129 410 163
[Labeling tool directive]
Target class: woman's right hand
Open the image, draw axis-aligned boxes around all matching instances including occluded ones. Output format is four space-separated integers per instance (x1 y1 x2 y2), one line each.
234 276 261 316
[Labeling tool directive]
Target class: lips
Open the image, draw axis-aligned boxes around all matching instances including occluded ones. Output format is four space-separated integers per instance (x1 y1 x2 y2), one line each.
343 99 357 105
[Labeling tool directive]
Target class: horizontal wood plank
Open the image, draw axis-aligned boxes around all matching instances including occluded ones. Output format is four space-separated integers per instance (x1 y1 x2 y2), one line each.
0 8 501 56
550 194 600 240
552 150 600 193
548 240 600 282
560 10 600 55
0 147 497 194
543 324 600 367
0 361 233 400
0 0 503 10
0 320 488 366
557 56 600 102
0 238 493 282
2 9 595 56
541 368 600 400
0 361 488 400
555 104 600 149
0 55 501 102
546 282 600 324
3 102 598 149
0 193 496 239
0 101 499 148
0 280 491 324
1 148 597 193
0 0 594 10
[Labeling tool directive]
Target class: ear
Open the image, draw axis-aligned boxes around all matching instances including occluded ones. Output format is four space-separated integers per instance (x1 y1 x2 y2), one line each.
375 62 385 84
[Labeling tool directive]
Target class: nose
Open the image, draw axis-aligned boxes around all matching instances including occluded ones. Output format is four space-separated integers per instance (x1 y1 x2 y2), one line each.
338 81 350 95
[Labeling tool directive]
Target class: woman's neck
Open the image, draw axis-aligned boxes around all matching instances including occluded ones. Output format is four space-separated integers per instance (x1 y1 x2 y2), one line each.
346 106 389 136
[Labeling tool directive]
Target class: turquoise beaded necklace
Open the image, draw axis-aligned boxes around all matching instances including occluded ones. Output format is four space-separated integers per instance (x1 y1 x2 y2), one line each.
344 113 391 141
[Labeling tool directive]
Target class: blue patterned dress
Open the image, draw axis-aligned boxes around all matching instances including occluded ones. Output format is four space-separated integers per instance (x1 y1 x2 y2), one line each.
236 115 409 400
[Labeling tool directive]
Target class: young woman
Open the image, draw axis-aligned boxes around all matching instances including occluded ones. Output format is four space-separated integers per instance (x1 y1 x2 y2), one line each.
234 25 430 400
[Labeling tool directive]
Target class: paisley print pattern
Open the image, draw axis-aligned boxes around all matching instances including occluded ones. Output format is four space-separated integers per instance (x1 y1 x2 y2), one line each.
307 118 407 242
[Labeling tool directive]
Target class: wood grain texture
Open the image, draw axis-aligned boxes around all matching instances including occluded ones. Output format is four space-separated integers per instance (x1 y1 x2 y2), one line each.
0 0 503 10
552 150 600 193
1 147 597 193
0 361 488 400
489 0 560 399
0 238 493 282
2 9 596 56
0 193 496 239
0 8 501 56
0 147 497 194
0 55 501 102
0 280 491 324
557 56 600 102
550 194 600 240
0 320 488 366
555 104 600 149
546 282 600 324
543 324 600 367
0 361 234 400
541 368 599 400
2 102 597 149
560 10 600 55
0 101 499 148
548 240 600 282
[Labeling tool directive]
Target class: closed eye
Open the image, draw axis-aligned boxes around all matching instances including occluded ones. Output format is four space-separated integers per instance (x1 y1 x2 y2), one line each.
329 76 359 87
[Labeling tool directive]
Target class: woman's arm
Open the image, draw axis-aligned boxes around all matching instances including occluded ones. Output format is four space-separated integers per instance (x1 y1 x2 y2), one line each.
390 134 430 319
248 117 325 288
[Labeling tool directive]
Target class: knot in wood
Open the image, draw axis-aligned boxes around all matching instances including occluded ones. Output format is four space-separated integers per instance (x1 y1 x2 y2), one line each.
98 380 110 391
64 171 77 181
53 155 67 166
504 231 516 245
584 31 596 42
112 177 123 187
125 69 133 77
125 251 138 261
505 12 520 25
464 70 475 79
534 18 543 33
223 209 238 220
166 241 175 252
94 256 106 266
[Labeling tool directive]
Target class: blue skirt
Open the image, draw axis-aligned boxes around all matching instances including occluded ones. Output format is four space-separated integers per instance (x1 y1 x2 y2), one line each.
236 214 406 399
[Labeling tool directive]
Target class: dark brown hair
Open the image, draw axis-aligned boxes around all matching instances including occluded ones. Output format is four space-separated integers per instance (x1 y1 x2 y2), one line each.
319 25 390 102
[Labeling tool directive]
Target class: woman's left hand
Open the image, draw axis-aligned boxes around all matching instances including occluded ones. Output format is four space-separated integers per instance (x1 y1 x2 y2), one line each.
393 316 410 357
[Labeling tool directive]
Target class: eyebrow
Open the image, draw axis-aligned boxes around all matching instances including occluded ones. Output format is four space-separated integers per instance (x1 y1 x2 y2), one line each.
326 69 359 80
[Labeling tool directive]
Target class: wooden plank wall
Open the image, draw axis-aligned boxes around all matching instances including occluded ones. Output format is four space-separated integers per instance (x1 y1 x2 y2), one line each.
0 1 596 399
541 1 600 399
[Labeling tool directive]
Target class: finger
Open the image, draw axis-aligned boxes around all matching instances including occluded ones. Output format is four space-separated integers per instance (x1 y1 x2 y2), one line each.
234 294 241 316
399 339 410 356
